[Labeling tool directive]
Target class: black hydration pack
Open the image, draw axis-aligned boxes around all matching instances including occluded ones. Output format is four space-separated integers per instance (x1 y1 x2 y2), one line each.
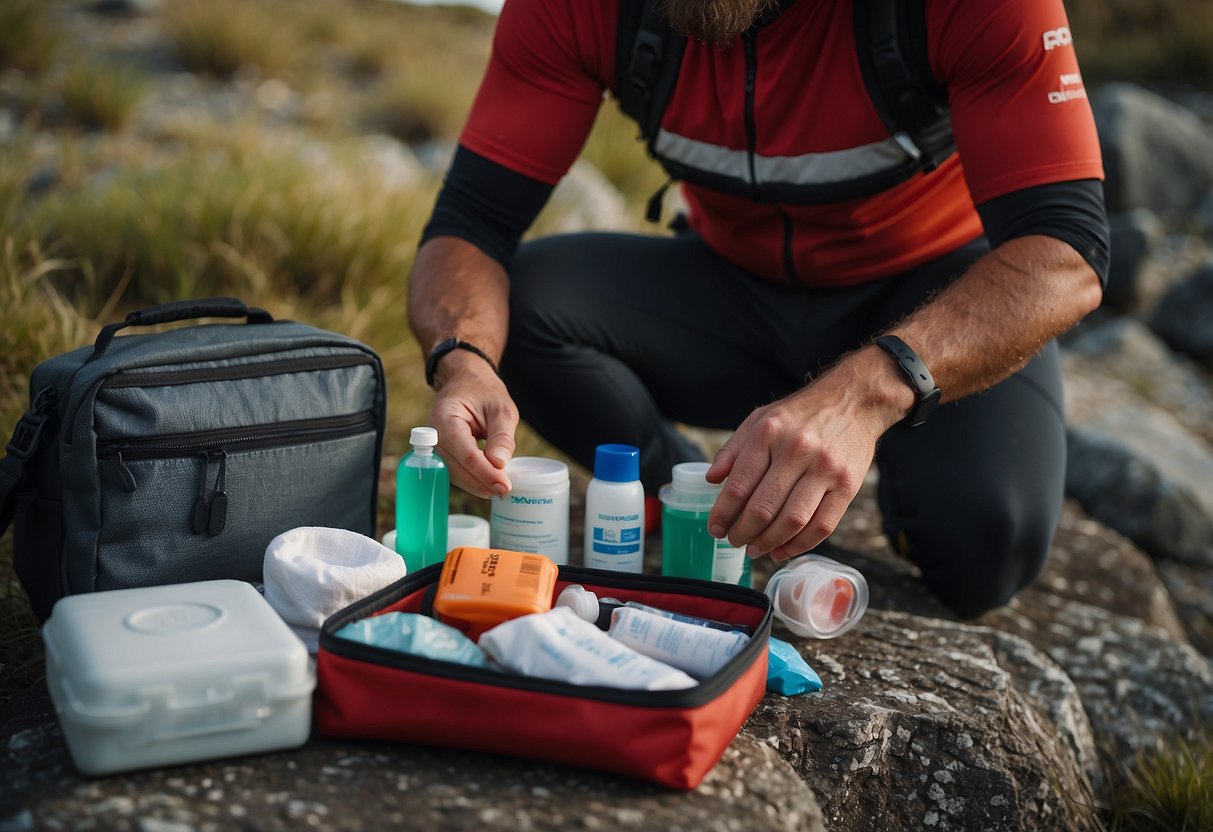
614 0 956 218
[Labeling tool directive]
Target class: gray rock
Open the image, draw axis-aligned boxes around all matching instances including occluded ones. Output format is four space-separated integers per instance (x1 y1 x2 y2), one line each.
0 684 823 832
747 613 1098 832
1196 190 1213 237
1064 317 1213 445
1104 209 1166 312
1157 559 1213 657
1065 427 1213 567
1093 83 1213 218
986 589 1213 762
535 160 633 234
1148 259 1213 367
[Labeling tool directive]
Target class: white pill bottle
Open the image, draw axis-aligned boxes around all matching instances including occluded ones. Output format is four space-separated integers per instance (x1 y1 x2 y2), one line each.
583 444 644 572
490 457 570 564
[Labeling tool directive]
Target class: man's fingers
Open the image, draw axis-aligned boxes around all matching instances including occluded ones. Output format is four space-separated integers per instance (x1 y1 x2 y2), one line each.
707 442 771 542
768 490 852 561
744 477 828 555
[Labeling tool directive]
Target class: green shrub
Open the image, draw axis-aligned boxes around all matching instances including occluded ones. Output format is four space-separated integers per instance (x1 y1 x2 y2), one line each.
0 0 60 75
1068 0 1213 86
57 60 148 132
1106 731 1213 832
159 0 301 78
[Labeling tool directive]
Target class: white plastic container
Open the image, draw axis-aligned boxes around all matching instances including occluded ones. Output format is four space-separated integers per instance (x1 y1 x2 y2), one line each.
446 513 491 551
42 580 315 776
583 444 644 572
490 457 570 564
764 553 870 638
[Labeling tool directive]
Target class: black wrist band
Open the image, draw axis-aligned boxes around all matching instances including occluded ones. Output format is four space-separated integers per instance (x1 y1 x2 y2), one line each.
875 335 942 428
425 337 500 389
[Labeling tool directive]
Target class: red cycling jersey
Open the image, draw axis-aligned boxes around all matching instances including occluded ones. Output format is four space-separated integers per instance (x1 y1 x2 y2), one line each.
459 0 1104 286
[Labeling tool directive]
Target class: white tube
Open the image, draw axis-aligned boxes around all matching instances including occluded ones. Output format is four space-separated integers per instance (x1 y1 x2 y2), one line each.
478 607 695 691
608 606 749 679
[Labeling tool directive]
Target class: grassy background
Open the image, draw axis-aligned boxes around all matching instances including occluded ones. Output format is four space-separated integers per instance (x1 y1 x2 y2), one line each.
1 1 1210 826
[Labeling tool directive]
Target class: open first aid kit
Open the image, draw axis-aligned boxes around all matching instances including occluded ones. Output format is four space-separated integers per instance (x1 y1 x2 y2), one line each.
314 557 772 790
0 297 386 621
42 580 315 775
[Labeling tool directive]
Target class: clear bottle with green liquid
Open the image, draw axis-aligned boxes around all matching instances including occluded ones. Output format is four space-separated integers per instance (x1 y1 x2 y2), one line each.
395 426 449 572
659 462 751 587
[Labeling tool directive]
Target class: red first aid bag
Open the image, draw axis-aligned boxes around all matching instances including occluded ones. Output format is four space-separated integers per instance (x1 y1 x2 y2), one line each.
314 564 771 790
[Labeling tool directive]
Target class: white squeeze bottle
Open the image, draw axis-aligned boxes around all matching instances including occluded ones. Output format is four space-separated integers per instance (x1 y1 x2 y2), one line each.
583 444 644 572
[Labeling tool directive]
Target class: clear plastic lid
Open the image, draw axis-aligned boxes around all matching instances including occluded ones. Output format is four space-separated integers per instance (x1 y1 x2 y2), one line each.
658 462 721 511
764 554 869 638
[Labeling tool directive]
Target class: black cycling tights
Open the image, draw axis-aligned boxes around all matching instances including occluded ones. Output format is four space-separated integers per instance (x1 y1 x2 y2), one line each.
501 231 1065 619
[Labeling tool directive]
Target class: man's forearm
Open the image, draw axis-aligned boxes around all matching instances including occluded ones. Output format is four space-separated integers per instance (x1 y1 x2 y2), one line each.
408 236 511 383
843 235 1103 429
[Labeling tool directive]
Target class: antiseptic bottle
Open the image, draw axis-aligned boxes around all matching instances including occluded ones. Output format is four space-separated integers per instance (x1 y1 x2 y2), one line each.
583 444 644 572
395 426 450 572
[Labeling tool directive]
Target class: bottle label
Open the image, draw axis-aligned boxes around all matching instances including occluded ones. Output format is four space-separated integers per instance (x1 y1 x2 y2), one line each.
712 541 746 584
591 524 642 555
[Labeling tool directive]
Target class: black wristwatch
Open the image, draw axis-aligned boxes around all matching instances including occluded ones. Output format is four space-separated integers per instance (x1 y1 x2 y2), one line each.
425 337 500 389
875 335 941 427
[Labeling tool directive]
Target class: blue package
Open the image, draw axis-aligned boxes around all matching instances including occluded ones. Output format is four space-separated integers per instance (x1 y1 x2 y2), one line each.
335 612 489 668
767 637 823 695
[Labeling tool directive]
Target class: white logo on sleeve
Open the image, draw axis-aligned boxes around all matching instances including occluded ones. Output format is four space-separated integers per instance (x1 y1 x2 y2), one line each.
1048 72 1087 104
1042 27 1073 51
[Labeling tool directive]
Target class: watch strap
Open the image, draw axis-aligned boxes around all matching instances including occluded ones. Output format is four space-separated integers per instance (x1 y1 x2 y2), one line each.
425 337 500 388
875 335 941 427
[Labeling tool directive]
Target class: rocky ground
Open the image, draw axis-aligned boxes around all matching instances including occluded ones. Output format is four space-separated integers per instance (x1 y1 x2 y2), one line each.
3 3 1213 830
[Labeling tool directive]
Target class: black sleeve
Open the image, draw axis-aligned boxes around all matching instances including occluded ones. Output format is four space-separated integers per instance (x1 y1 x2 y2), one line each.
975 179 1110 291
420 145 555 267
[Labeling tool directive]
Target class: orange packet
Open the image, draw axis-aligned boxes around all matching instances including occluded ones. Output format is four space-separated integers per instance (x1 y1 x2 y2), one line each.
432 547 559 636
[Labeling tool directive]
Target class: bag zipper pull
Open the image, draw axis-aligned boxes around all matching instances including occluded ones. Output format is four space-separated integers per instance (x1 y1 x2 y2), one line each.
191 451 212 534
108 447 137 493
207 450 228 536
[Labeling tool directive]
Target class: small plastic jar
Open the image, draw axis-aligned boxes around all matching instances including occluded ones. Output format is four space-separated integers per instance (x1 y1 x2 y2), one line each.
490 457 570 564
658 462 749 585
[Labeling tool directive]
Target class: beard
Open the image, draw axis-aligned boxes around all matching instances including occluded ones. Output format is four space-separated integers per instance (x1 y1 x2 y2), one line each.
662 0 779 45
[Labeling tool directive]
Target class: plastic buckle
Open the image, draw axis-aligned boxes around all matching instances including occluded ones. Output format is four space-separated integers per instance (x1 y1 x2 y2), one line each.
5 410 48 461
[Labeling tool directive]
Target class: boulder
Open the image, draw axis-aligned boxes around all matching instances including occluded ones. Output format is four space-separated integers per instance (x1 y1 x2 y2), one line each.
747 613 1098 832
1148 259 1213 368
1064 317 1213 446
0 683 824 832
1103 209 1166 313
1065 427 1213 567
1093 83 1213 218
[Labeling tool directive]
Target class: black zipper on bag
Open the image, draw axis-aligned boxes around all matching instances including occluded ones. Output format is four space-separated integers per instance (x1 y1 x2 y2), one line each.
99 353 377 390
98 411 377 535
319 565 774 709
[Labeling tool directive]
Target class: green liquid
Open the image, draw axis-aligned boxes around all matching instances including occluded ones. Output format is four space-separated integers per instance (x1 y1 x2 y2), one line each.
661 507 752 587
395 449 449 573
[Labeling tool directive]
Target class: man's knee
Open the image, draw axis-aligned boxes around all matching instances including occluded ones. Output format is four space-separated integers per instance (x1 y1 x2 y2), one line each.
900 496 1057 619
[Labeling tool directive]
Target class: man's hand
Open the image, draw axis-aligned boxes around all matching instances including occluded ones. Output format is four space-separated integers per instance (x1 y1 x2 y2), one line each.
428 350 518 499
705 348 911 560
705 235 1102 562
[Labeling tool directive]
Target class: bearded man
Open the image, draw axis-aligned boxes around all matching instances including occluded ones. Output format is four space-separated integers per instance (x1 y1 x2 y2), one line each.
407 0 1108 617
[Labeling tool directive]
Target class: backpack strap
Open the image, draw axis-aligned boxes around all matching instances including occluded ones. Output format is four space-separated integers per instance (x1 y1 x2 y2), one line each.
854 0 955 172
0 387 56 535
615 0 687 149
